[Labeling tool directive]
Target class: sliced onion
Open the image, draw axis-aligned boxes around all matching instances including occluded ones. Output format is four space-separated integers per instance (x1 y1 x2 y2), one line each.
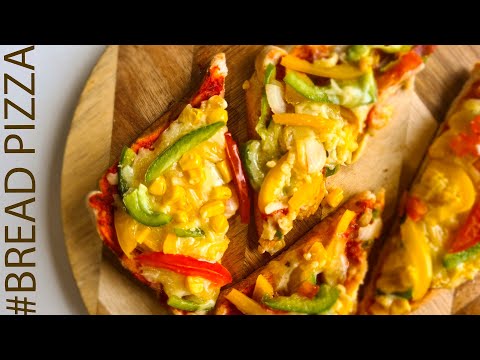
266 83 286 114
358 218 382 242
304 139 326 174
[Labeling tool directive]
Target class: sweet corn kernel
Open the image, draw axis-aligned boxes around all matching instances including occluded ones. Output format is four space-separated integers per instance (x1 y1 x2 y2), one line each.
326 187 344 208
135 226 151 244
217 160 232 183
179 152 202 171
390 298 411 315
142 237 163 252
306 242 328 264
200 200 225 218
210 214 229 233
196 142 225 163
359 56 374 72
174 211 189 224
164 185 186 204
191 108 205 124
162 233 178 254
148 176 167 196
211 186 232 200
187 168 205 185
208 108 228 123
186 276 204 294
206 240 229 261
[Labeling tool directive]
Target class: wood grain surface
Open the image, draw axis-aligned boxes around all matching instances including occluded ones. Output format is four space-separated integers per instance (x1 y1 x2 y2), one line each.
61 45 480 315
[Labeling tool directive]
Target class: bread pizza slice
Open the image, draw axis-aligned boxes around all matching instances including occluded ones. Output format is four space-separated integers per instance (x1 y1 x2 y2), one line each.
87 53 251 314
243 45 435 255
215 190 384 315
360 62 480 315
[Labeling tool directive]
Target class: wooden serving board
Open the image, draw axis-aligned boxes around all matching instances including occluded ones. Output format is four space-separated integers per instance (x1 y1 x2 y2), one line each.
61 45 480 315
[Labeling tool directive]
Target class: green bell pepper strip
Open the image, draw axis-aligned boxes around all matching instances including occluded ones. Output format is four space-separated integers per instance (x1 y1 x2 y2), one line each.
262 284 339 314
376 287 413 300
145 121 225 184
264 63 277 84
284 70 377 108
123 185 172 227
346 45 371 62
255 95 270 139
256 63 278 139
174 227 205 238
347 45 413 62
284 71 331 103
241 140 265 191
167 295 213 312
325 165 339 177
443 243 480 269
118 146 136 196
393 288 413 300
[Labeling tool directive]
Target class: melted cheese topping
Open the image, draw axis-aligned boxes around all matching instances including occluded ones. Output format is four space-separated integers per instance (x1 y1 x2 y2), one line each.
114 96 238 303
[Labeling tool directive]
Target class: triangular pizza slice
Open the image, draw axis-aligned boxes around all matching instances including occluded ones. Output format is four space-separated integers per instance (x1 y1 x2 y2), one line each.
360 62 480 315
88 53 250 314
215 190 384 315
243 45 435 255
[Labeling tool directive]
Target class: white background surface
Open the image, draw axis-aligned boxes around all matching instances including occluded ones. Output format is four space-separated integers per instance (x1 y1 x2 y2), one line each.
0 45 106 314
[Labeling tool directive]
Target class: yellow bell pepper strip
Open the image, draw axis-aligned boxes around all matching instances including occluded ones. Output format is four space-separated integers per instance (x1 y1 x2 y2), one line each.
252 274 274 302
136 252 232 287
262 284 339 314
167 295 213 312
225 288 273 315
174 227 205 238
258 154 289 214
114 207 140 258
281 55 364 80
272 113 338 132
288 173 324 215
418 160 475 216
118 146 136 196
145 121 225 184
335 209 356 235
400 219 432 301
123 185 172 227
325 209 357 265
444 201 480 269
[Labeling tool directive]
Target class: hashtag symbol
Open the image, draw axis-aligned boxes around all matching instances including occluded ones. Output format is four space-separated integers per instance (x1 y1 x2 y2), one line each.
6 297 36 315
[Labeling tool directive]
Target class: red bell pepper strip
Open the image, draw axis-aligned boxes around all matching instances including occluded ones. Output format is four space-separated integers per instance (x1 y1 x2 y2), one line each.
449 115 480 157
405 195 428 222
136 252 232 287
224 132 251 224
376 51 424 96
448 201 480 254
